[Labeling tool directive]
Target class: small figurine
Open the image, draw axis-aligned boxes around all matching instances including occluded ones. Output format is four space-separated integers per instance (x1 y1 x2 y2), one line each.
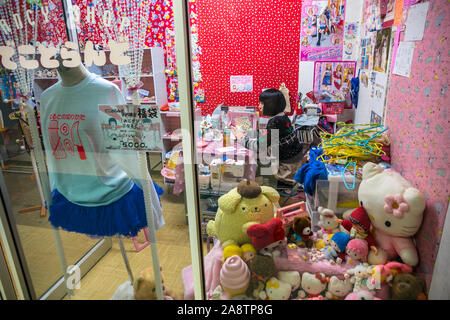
330 232 350 264
335 206 378 255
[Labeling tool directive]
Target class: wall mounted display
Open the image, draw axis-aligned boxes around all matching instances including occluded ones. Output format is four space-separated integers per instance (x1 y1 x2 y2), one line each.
300 0 346 61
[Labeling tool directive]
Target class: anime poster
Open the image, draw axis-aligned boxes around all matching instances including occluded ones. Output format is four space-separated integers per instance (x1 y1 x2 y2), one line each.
300 0 346 61
98 104 163 152
343 22 359 60
360 34 375 70
313 60 356 96
362 0 382 34
373 27 392 73
381 0 397 28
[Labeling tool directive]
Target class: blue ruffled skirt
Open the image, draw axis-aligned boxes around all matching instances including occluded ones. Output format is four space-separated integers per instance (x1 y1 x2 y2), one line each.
49 182 164 238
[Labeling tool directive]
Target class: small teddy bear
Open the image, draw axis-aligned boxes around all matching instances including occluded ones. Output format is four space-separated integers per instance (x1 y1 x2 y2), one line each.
133 267 177 300
288 216 314 248
391 273 427 300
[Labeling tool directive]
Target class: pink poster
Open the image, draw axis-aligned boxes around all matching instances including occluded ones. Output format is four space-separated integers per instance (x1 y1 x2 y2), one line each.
300 0 346 61
313 60 356 95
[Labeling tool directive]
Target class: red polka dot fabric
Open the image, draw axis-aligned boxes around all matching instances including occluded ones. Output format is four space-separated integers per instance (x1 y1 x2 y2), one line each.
195 0 302 115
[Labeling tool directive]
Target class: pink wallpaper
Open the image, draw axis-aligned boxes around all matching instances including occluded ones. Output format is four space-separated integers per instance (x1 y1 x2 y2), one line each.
385 0 449 289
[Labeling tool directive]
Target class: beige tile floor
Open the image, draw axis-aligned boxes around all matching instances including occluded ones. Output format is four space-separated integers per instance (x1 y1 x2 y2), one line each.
3 153 194 300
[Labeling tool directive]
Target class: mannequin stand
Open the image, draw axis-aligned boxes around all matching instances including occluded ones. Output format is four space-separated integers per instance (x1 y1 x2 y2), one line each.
117 235 134 283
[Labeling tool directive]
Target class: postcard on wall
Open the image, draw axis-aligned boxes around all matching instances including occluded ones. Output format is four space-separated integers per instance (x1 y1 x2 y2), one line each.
392 41 415 78
373 27 392 73
404 1 430 41
230 75 253 92
360 34 375 70
98 104 162 152
313 60 356 95
300 0 346 61
370 110 382 124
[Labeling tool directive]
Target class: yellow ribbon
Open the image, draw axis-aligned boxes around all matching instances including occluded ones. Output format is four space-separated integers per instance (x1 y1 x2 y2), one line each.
266 281 279 289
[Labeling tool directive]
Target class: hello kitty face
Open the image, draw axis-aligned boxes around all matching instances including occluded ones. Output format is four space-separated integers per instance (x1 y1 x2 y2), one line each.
328 276 352 298
359 163 425 237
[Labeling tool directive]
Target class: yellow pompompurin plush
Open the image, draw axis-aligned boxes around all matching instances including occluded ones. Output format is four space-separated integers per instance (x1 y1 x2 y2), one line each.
206 180 280 250
133 267 177 300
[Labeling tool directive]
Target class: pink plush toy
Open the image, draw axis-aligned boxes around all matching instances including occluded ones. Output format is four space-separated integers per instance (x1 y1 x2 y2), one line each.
367 261 413 290
346 239 369 263
358 163 426 267
345 290 381 300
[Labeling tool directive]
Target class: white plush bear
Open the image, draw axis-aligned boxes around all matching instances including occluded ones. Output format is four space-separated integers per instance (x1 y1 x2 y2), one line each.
317 207 340 237
325 276 353 300
297 272 328 299
358 163 426 267
345 263 372 292
259 277 291 300
277 271 301 292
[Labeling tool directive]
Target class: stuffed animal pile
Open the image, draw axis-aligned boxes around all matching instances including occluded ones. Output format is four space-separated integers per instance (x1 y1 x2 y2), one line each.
206 166 428 300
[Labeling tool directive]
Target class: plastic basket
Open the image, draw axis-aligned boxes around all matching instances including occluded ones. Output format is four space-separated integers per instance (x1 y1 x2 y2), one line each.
321 101 345 115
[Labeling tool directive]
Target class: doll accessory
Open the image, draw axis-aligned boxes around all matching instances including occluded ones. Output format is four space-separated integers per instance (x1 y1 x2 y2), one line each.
384 194 409 218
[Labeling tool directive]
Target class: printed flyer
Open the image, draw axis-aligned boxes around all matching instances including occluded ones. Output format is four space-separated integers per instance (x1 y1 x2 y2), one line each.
300 0 346 61
98 104 163 152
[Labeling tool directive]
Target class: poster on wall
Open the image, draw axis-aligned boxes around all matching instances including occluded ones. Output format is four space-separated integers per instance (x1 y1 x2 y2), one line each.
381 0 397 28
343 21 359 60
230 76 253 92
300 0 346 61
98 104 163 152
360 34 375 70
362 0 382 35
373 27 392 73
313 60 356 95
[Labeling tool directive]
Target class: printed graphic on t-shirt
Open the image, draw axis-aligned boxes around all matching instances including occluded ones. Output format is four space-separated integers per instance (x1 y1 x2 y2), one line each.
47 113 87 160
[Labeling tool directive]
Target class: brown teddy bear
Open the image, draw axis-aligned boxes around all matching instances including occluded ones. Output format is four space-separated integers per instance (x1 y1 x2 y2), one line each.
133 267 177 300
391 273 427 300
246 254 277 299
288 216 314 248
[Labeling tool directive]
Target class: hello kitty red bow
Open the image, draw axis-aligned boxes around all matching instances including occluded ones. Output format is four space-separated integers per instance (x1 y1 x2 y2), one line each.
315 273 329 284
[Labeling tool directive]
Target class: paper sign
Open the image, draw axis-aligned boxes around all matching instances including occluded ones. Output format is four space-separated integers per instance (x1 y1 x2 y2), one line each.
371 71 388 117
392 41 415 78
404 1 429 41
230 76 253 92
98 104 162 152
